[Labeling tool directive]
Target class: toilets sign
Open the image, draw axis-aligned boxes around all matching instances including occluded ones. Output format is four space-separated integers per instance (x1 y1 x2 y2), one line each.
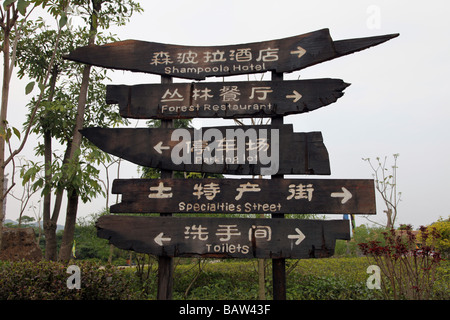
96 215 351 259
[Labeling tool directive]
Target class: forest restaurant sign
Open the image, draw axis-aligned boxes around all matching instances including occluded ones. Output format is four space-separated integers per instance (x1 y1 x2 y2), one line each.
106 78 349 119
64 28 399 80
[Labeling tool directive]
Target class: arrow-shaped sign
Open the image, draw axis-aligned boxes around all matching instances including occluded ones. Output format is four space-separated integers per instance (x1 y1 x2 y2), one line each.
154 141 170 154
331 187 353 204
285 90 302 102
154 232 171 246
64 29 398 80
110 178 376 215
80 124 331 176
96 215 351 259
106 79 349 120
288 228 306 245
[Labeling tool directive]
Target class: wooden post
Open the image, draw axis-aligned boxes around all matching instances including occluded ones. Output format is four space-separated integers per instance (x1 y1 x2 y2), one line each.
157 75 174 300
271 71 286 300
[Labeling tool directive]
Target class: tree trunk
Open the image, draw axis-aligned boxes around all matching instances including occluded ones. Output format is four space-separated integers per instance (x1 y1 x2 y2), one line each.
0 28 11 253
58 0 100 260
44 219 58 260
58 189 78 261
43 66 58 260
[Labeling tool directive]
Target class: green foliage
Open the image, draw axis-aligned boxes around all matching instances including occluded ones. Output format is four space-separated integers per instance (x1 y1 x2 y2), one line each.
0 256 448 300
0 260 143 299
421 217 450 258
14 20 128 203
69 0 143 29
339 224 388 256
358 225 445 299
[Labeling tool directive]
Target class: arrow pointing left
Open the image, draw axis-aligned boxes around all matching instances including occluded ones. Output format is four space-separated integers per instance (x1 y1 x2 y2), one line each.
154 141 170 154
154 232 171 246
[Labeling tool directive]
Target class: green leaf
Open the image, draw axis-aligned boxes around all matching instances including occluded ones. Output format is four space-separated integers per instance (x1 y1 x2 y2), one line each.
5 128 11 142
25 81 35 95
12 126 21 140
3 0 15 11
38 82 45 93
59 12 68 29
17 0 30 16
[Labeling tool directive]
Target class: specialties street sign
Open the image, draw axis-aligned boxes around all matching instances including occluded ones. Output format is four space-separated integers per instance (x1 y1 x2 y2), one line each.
106 78 350 119
96 215 351 259
110 178 376 215
64 29 399 80
80 124 331 175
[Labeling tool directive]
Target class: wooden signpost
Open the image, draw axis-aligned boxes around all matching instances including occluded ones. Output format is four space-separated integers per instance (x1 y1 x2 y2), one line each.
67 28 398 300
96 216 350 259
106 78 350 119
110 178 376 215
80 124 331 175
64 28 398 80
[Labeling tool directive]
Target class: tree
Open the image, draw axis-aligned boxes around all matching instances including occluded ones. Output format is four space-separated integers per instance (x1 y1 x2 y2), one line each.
56 0 142 262
363 153 401 229
17 0 142 261
0 0 69 252
18 25 116 260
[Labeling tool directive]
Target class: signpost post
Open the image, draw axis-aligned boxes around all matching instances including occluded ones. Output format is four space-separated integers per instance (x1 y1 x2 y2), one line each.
271 71 286 300
156 75 174 300
66 28 398 300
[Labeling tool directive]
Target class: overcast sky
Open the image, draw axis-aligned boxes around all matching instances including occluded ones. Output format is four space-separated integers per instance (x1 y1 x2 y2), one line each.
4 0 450 229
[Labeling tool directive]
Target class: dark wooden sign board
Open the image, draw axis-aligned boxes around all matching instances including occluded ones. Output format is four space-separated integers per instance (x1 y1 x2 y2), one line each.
96 215 350 259
80 124 331 175
106 78 350 119
64 28 398 80
68 26 398 299
110 178 376 215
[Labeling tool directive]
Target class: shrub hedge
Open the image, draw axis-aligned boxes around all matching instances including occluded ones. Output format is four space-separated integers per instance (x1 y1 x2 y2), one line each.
0 260 143 300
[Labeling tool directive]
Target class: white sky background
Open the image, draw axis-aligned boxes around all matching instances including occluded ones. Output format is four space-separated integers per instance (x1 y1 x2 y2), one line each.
3 0 450 229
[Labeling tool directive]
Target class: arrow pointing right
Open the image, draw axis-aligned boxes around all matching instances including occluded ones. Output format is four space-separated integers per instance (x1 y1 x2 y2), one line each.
286 90 303 102
290 46 307 58
154 141 170 154
331 187 353 204
288 228 306 245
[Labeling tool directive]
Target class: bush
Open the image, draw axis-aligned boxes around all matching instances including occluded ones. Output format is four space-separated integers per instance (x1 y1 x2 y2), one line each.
358 225 445 299
420 218 450 258
0 260 143 300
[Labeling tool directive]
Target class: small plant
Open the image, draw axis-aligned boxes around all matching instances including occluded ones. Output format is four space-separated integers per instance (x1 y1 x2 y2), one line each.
358 225 444 299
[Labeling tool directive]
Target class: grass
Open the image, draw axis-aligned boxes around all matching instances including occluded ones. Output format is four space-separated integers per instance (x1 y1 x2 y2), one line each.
129 257 449 300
